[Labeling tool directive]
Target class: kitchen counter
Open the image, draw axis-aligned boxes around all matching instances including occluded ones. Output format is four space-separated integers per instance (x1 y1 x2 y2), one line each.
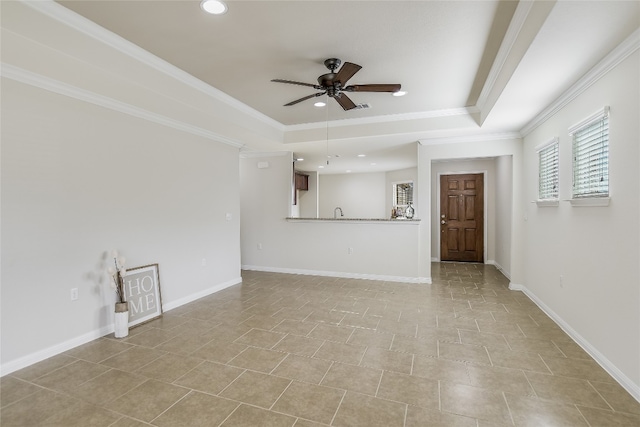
286 217 420 223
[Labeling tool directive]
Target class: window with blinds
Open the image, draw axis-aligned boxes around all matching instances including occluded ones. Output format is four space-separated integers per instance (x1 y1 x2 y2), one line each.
393 182 413 207
538 138 559 200
570 107 609 199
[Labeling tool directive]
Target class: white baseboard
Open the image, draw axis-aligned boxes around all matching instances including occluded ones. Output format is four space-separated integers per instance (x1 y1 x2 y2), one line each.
508 282 524 291
1 326 112 377
509 283 640 402
242 265 432 284
0 277 242 377
486 260 511 280
162 276 242 312
431 257 439 262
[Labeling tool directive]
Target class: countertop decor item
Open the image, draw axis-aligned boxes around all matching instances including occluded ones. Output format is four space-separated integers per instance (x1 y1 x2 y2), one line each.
405 202 415 219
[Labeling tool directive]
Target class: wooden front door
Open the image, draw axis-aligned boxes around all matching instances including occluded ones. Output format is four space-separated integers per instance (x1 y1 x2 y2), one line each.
440 173 484 262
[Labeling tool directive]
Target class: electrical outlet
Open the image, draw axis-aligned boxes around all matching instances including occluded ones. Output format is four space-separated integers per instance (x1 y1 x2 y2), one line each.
70 288 78 301
258 243 263 250
348 247 353 255
201 258 207 267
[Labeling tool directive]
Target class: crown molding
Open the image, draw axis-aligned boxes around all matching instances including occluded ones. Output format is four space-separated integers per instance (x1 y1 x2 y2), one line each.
521 28 639 137
418 131 521 146
21 0 285 133
1 63 245 148
239 151 290 159
285 106 480 132
476 0 536 111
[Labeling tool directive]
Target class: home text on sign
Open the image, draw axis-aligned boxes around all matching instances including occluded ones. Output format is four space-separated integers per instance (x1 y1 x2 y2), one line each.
126 274 156 315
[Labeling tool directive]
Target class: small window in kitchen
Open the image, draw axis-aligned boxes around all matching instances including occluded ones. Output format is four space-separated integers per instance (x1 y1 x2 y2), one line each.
392 181 413 217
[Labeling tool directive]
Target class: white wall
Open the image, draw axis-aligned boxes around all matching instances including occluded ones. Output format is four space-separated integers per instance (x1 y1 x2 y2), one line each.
494 155 513 276
241 155 426 282
521 50 639 394
319 172 386 218
0 1 249 374
1 79 241 372
240 153 293 260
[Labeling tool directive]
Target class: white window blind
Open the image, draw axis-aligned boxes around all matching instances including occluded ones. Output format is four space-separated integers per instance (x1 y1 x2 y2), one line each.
570 107 609 198
537 138 559 200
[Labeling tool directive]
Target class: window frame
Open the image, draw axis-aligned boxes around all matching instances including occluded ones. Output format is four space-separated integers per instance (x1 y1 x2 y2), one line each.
535 137 559 207
392 180 414 209
568 106 610 207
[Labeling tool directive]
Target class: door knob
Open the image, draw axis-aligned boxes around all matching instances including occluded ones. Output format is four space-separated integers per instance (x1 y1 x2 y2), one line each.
441 220 446 224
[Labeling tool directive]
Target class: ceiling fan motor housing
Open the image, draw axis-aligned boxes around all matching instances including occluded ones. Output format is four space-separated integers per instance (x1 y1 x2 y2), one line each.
318 73 342 97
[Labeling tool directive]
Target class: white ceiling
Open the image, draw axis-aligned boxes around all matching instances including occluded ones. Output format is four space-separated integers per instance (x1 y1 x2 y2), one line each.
57 0 639 173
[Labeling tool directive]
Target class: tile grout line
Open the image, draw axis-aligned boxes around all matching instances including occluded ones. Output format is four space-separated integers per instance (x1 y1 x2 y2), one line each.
318 361 339 391
586 380 616 412
574 404 596 427
268 379 294 411
215 402 243 427
217 368 248 397
149 389 197 425
403 402 408 427
374 369 384 398
269 352 292 375
502 391 516 426
328 388 347 427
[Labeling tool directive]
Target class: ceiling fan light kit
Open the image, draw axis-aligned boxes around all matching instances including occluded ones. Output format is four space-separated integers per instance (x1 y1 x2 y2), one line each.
272 58 401 111
200 0 228 15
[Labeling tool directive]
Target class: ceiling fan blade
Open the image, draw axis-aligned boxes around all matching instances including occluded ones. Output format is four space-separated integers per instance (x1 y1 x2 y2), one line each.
344 84 401 93
334 93 357 111
334 62 362 86
272 79 322 89
284 92 326 106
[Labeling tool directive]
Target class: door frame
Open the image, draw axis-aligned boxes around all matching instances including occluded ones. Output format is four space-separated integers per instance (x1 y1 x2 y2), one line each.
435 170 488 263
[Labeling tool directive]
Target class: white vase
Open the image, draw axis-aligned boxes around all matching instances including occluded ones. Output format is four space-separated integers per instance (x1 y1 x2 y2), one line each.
114 302 129 338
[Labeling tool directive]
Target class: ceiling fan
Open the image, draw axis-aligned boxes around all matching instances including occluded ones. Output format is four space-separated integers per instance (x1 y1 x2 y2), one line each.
271 58 401 111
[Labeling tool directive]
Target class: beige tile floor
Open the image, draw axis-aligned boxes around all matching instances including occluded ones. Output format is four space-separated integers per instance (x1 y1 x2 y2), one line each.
2 263 639 426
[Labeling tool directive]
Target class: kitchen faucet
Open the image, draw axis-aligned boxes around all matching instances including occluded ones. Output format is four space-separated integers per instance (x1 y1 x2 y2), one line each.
334 207 344 218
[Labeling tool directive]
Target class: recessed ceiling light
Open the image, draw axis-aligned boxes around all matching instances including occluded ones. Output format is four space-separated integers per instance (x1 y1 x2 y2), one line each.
318 165 325 169
200 0 228 15
346 170 352 173
370 162 377 166
314 101 326 107
295 157 304 161
392 91 407 97
357 154 366 157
